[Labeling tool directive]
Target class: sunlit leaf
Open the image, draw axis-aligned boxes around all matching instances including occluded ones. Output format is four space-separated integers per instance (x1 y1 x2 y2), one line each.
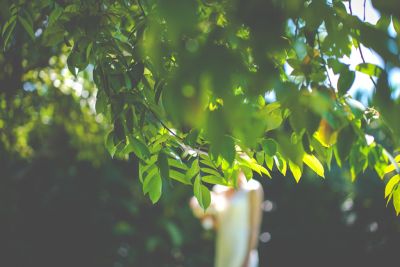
355 63 383 77
303 154 325 178
393 187 400 215
289 160 302 183
385 174 400 198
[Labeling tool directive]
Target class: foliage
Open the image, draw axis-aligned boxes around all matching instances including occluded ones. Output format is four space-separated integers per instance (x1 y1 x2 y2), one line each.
1 0 400 213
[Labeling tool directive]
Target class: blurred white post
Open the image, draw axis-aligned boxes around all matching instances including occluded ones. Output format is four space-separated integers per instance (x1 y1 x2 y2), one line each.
191 172 264 267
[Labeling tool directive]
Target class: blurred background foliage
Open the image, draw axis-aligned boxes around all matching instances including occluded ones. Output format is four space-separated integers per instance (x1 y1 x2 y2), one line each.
1 0 400 266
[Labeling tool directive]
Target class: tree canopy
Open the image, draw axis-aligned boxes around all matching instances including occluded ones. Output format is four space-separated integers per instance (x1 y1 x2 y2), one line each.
1 0 400 213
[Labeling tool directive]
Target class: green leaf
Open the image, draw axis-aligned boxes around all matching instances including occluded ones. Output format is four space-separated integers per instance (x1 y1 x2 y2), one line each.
384 164 396 174
385 174 400 198
95 89 107 114
393 187 400 215
255 151 265 166
337 69 355 95
157 150 169 181
184 129 199 147
67 41 90 75
274 153 287 176
238 155 271 178
143 172 162 204
194 175 211 210
105 131 116 157
289 160 302 183
202 175 228 186
154 79 165 104
47 5 63 26
201 167 221 177
376 15 391 31
355 63 383 77
186 159 200 180
211 135 235 166
303 153 325 178
265 155 274 170
168 158 188 171
18 16 35 40
336 126 355 162
170 170 191 185
139 161 157 183
126 136 150 160
2 15 17 37
1 17 16 49
262 139 277 156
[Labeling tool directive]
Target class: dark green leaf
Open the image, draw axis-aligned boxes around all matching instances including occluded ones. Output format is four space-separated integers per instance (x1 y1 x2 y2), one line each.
126 136 151 160
157 150 170 181
262 139 277 156
18 16 35 40
337 69 355 95
337 126 356 162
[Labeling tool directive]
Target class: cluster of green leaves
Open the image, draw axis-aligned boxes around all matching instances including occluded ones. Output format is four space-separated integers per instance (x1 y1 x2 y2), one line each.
2 0 400 212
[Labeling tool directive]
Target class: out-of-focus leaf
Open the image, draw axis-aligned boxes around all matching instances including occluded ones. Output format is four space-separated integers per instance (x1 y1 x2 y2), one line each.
337 69 355 95
2 16 17 49
18 16 35 40
393 17 400 34
355 63 383 77
336 126 356 162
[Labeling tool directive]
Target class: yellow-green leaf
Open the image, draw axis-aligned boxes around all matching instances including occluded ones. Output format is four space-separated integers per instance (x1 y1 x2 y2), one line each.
289 160 302 183
385 174 400 198
384 164 396 175
303 154 325 178
355 63 383 77
393 187 400 215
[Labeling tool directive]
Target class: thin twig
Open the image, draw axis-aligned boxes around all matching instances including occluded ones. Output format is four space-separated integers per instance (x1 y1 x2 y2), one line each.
147 107 183 141
137 0 146 16
349 0 353 15
145 104 209 156
363 0 366 21
357 1 378 89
